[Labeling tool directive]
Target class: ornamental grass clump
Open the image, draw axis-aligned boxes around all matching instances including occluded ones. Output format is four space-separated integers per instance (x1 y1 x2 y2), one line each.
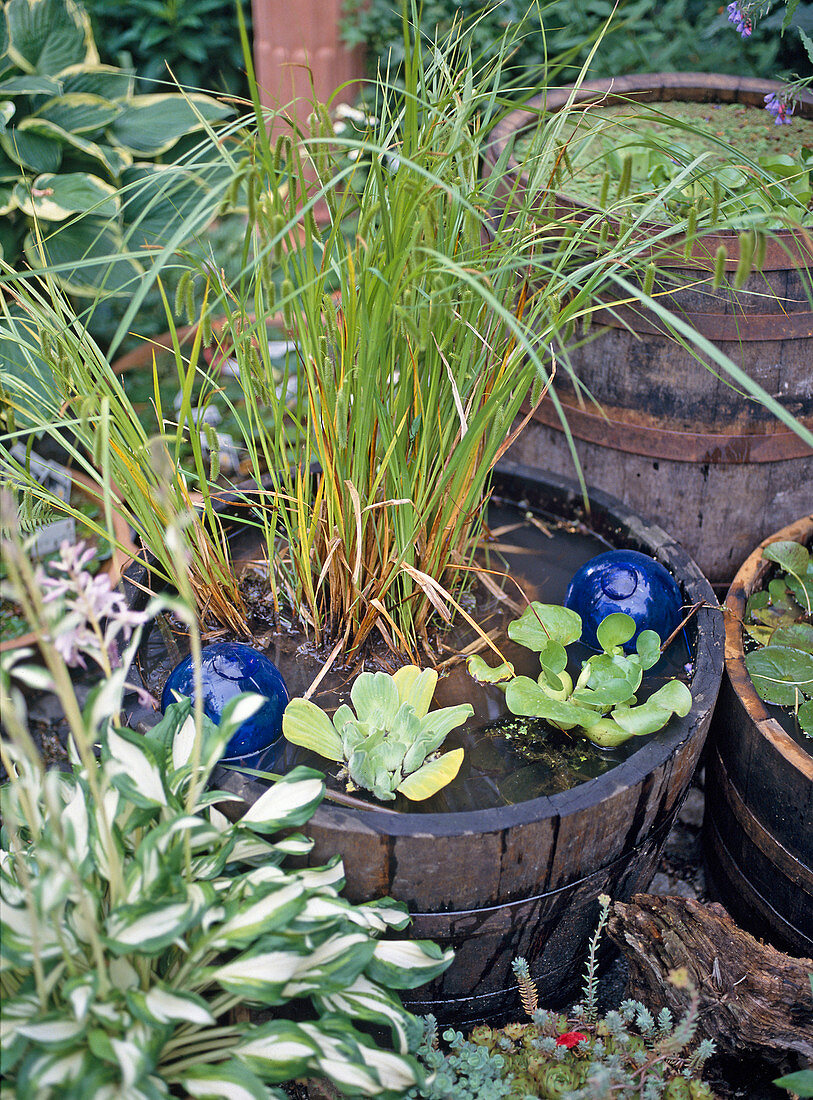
0 520 453 1099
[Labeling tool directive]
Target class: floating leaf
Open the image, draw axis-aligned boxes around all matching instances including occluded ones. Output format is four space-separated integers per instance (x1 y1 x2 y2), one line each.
508 602 582 652
392 664 437 717
744 645 813 707
771 622 813 654
763 540 810 579
506 676 601 729
636 629 662 670
466 655 514 684
282 698 343 762
396 748 464 801
596 612 636 652
798 699 813 738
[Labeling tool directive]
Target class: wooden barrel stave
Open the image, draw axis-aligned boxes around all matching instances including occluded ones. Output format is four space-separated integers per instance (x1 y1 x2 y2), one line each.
703 513 813 955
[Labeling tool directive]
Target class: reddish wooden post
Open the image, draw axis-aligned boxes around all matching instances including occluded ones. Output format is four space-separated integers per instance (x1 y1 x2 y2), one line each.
251 0 365 124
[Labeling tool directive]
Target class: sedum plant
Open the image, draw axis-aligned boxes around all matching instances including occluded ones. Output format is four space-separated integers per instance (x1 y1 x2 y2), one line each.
283 666 471 802
0 0 231 293
0 525 453 1099
410 896 717 1100
468 604 692 748
743 538 813 735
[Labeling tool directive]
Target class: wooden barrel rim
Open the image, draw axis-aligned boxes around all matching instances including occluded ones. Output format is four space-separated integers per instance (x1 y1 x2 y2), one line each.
484 73 813 270
527 400 813 464
201 462 723 837
723 512 813 782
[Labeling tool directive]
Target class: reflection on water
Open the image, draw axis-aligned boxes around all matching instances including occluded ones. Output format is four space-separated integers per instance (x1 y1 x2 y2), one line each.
137 501 694 811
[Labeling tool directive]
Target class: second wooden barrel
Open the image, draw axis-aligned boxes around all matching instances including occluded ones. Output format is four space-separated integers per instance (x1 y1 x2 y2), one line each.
484 73 813 587
703 513 813 956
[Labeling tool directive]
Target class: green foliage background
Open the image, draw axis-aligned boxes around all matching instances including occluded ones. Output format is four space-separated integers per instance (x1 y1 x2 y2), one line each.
81 0 252 96
342 0 813 86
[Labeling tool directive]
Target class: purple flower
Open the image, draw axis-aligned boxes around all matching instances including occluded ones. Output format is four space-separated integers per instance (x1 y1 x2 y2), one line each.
727 1 752 37
764 91 794 125
36 541 148 671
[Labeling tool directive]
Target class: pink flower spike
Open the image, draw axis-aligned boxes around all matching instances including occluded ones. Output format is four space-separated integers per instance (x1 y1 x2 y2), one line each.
556 1031 588 1049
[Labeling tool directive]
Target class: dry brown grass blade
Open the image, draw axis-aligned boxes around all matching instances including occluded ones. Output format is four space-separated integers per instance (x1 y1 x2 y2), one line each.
400 562 509 664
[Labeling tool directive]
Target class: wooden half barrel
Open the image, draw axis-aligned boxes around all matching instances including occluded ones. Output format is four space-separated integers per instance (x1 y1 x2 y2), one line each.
214 464 724 1026
703 513 813 956
483 73 813 587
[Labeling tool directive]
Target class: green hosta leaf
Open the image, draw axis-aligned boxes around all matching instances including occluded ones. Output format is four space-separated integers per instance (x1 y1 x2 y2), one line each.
350 670 401 729
175 1059 270 1100
119 163 211 246
5 0 96 75
13 171 118 220
283 698 344 761
239 767 325 833
34 93 121 136
210 882 305 949
396 747 464 800
0 74 61 96
771 622 813 653
232 1020 320 1083
596 612 636 652
16 115 122 173
392 664 437 717
506 675 601 729
466 655 515 684
109 93 232 156
1 123 62 171
104 726 167 807
508 602 582 652
798 699 813 737
23 217 142 297
60 65 133 101
610 679 692 737
636 629 662 669
745 645 813 706
366 938 454 990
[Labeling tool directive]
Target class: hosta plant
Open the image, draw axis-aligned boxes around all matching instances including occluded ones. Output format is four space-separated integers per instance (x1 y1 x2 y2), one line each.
0 0 232 293
743 539 813 735
468 604 692 748
283 666 471 802
0 530 453 1100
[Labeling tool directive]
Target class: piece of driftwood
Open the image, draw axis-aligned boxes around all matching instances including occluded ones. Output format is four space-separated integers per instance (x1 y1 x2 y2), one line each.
607 894 813 1061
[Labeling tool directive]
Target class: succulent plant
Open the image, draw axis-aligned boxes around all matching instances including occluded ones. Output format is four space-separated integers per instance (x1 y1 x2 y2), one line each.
282 665 471 802
468 604 692 748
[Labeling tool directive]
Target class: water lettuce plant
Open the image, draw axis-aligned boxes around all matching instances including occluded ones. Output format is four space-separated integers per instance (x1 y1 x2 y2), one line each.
0 525 452 1099
743 538 813 735
283 666 471 801
0 0 232 293
468 603 692 748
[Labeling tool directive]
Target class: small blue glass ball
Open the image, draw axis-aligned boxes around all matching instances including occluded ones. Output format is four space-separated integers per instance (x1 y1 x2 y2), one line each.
161 642 289 760
564 550 683 652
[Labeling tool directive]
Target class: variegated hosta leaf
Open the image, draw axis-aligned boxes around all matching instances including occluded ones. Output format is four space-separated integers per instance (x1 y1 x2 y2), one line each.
14 1015 86 1050
314 975 421 1054
209 936 310 1005
173 1058 271 1100
104 726 167 808
297 1023 383 1097
238 767 324 834
1 895 63 965
291 857 345 893
60 778 90 867
232 1019 321 1082
208 881 306 950
281 932 376 998
105 882 214 955
366 938 455 989
14 1048 88 1097
127 984 214 1027
293 893 409 936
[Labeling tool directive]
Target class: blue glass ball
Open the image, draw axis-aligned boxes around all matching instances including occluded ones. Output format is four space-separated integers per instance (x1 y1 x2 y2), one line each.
564 550 683 652
161 642 289 760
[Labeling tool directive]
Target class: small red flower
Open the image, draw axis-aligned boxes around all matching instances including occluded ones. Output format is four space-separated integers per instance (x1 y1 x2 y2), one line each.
555 1031 587 1049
